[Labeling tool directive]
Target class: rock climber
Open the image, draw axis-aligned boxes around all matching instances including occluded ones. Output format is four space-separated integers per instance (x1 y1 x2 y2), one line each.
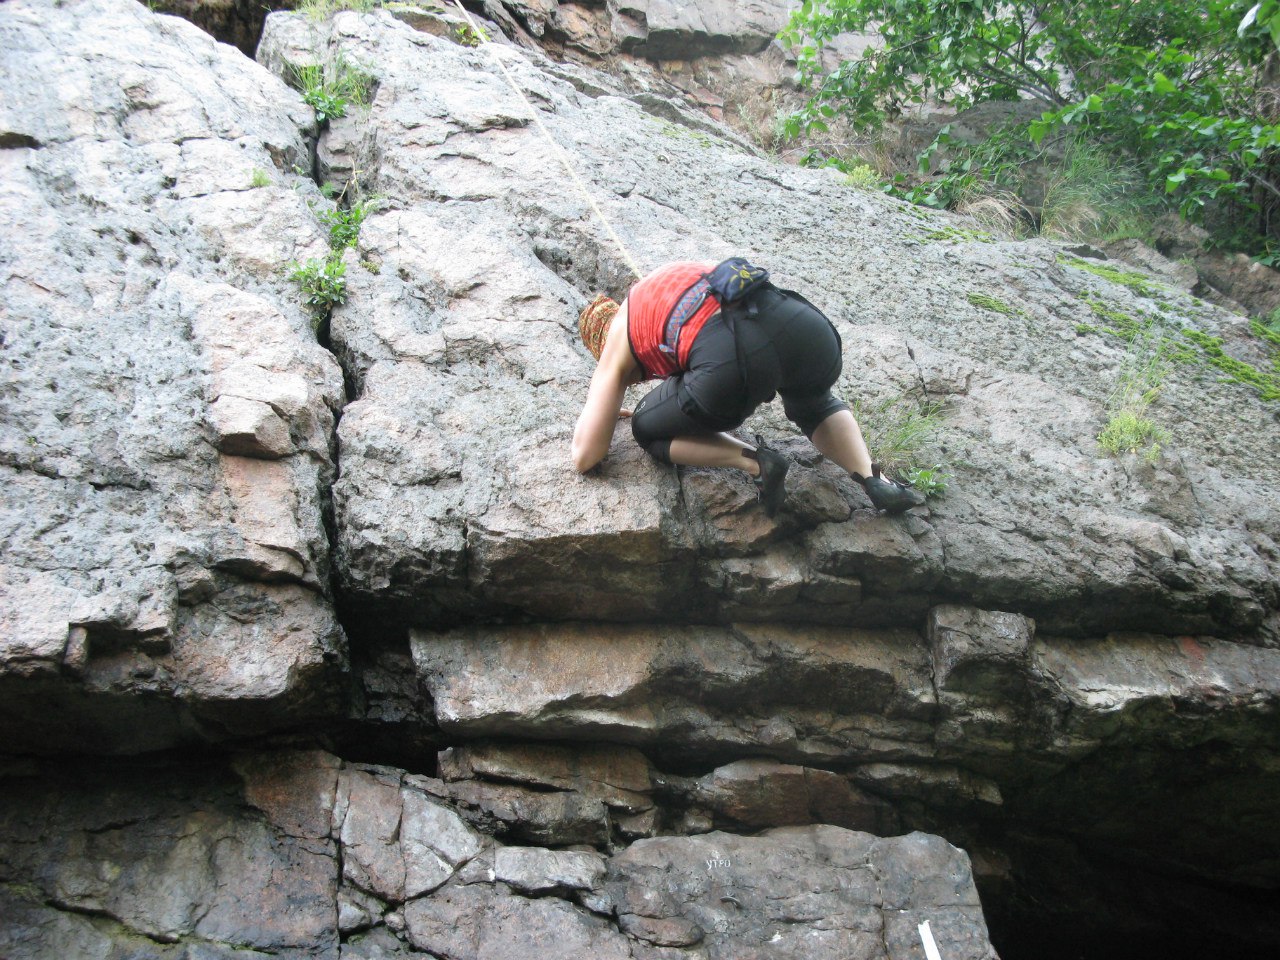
570 258 924 516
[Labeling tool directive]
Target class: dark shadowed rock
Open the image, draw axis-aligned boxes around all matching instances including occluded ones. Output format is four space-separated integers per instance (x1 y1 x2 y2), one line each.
0 757 339 955
690 758 901 833
2 752 990 958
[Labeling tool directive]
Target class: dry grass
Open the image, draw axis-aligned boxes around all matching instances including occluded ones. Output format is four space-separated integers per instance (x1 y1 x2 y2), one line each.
955 191 1028 238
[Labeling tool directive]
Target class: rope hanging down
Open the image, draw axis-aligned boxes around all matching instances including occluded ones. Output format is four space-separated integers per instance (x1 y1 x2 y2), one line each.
450 1 644 282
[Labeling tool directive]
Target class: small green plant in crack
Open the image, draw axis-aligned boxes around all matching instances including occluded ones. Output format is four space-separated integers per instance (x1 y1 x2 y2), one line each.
901 464 950 498
289 257 348 323
249 167 271 188
316 197 380 250
1097 331 1173 462
453 21 489 46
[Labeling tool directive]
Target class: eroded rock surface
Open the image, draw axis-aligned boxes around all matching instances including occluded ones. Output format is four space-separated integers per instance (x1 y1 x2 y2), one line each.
0 0 346 751
255 10 1280 645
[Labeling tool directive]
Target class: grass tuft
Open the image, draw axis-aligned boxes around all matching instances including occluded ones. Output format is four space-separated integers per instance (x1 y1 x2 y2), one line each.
1096 329 1174 461
290 54 374 125
1098 411 1169 461
842 163 882 190
849 396 947 473
297 0 378 21
1039 139 1154 242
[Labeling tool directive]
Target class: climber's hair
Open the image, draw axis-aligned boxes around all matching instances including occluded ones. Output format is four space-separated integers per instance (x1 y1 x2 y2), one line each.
578 295 618 361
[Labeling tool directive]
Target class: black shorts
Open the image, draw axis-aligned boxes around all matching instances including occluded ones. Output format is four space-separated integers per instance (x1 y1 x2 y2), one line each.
631 285 849 462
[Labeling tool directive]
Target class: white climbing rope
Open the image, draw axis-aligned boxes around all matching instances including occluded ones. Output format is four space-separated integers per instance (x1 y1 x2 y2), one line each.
450 1 645 282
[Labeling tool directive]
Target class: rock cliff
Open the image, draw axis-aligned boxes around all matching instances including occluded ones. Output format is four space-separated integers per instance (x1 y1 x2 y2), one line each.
2 2 1279 958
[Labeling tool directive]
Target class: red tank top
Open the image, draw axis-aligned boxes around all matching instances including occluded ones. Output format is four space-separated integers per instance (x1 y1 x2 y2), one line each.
626 261 720 380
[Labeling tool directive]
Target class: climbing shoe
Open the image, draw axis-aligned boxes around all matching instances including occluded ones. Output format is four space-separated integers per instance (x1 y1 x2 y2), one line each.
854 463 925 514
746 434 789 518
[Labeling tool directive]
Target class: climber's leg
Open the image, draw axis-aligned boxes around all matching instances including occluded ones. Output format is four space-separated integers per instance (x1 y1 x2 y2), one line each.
629 315 790 514
808 407 873 479
809 407 924 513
630 376 755 471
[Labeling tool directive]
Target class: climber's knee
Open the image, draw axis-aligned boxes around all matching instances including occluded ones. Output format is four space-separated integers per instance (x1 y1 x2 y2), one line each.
642 437 673 463
630 414 674 464
784 392 850 439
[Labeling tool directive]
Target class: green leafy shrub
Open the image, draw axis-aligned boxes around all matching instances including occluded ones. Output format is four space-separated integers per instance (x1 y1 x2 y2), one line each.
842 163 882 189
249 167 271 188
453 22 489 46
289 258 348 318
784 0 1280 255
316 197 379 250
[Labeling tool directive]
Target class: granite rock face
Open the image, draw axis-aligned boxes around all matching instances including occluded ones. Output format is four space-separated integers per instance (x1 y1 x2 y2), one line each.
255 8 1277 951
2 2 1280 958
0 0 347 752
257 8 1280 644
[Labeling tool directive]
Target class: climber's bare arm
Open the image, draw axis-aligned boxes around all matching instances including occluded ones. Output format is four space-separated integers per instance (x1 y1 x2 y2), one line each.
572 301 641 473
